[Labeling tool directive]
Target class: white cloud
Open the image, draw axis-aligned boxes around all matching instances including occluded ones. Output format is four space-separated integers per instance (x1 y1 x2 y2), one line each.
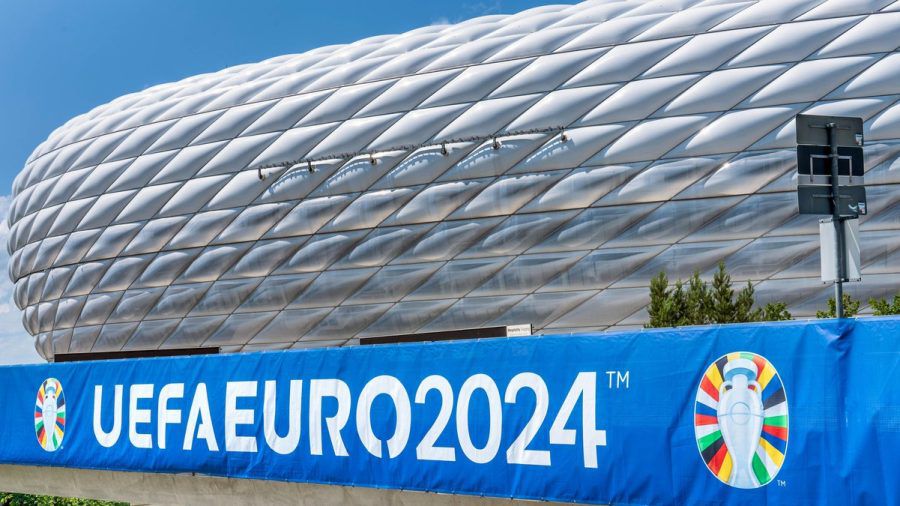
0 194 43 365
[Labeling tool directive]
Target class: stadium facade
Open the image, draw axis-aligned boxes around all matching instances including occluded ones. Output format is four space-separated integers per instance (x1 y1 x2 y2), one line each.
8 0 900 360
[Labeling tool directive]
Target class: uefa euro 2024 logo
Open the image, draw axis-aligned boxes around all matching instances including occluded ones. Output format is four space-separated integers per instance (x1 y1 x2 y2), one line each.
35 378 66 452
694 352 788 489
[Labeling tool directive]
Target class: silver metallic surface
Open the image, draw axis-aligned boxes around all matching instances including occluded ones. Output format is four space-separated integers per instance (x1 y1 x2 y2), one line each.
8 0 900 359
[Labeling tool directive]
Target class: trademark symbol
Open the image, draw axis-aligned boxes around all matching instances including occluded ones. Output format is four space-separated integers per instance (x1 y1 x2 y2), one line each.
777 480 787 487
605 370 629 389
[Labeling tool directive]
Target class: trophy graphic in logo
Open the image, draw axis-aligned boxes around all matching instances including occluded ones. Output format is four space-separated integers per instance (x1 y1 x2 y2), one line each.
34 378 66 452
694 352 787 488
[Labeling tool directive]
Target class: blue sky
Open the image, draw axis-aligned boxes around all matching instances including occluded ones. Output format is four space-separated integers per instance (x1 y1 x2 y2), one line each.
0 0 572 364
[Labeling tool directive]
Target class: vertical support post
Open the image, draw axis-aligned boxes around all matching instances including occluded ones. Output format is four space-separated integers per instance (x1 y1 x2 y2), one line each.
827 123 845 318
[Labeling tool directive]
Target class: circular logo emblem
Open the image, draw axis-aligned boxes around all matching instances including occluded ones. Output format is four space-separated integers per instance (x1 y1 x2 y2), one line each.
34 378 66 452
694 352 788 489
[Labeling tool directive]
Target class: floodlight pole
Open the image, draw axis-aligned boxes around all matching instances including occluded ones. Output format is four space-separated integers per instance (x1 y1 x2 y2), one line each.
827 123 845 318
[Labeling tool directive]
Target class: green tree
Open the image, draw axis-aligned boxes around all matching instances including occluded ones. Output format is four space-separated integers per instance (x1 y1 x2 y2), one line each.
645 262 792 328
869 292 900 316
816 293 861 318
710 262 735 324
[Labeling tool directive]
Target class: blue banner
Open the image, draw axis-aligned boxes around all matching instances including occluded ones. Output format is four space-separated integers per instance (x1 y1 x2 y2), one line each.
1 317 898 505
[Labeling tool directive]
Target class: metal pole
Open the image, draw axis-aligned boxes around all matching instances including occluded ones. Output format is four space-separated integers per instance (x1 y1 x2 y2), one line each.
827 123 845 318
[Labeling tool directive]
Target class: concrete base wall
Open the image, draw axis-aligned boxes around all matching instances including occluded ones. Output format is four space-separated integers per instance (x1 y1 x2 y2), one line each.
0 465 585 505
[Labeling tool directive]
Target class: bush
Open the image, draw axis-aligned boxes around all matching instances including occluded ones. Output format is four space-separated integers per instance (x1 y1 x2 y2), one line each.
0 492 126 505
646 262 792 328
869 292 900 316
815 294 860 318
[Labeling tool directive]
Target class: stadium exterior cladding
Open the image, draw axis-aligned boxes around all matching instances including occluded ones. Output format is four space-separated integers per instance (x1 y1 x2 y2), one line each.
7 0 900 360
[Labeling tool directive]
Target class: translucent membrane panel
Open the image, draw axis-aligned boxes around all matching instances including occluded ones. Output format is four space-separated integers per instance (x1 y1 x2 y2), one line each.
631 3 753 42
660 65 788 117
547 287 648 328
605 196 741 248
309 151 407 198
149 142 226 185
359 299 456 337
590 115 714 165
68 325 101 353
235 273 317 313
419 295 523 333
191 101 274 144
132 249 202 289
440 95 544 140
487 24 591 61
558 12 665 51
509 125 631 175
643 26 771 78
305 114 401 159
676 150 795 199
357 69 460 116
274 232 365 274
718 235 820 281
507 85 619 131
612 240 750 288
421 59 532 108
249 308 332 344
288 268 379 308
471 251 585 296
265 195 356 238
222 237 306 279
321 187 419 232
407 257 510 301
162 315 227 349
372 142 476 190
333 225 433 268
145 282 211 320
146 111 224 153
725 16 862 67
92 322 139 352
486 290 596 329
188 278 264 317
459 211 578 258
243 90 332 135
831 53 900 99
597 156 723 206
122 320 181 350
522 164 645 213
105 287 164 324
204 312 278 346
301 303 391 341
298 80 395 126
166 210 240 250
198 133 281 177
391 218 504 264
685 193 798 242
450 172 565 220
114 183 180 223
213 203 294 244
346 263 443 304
576 75 700 125
539 246 668 292
439 135 546 182
95 255 154 292
743 56 876 108
564 37 687 87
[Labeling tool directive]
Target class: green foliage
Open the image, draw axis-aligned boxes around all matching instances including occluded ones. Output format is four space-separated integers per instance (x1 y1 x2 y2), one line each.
816 294 861 318
645 262 792 328
869 292 900 316
0 492 126 505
